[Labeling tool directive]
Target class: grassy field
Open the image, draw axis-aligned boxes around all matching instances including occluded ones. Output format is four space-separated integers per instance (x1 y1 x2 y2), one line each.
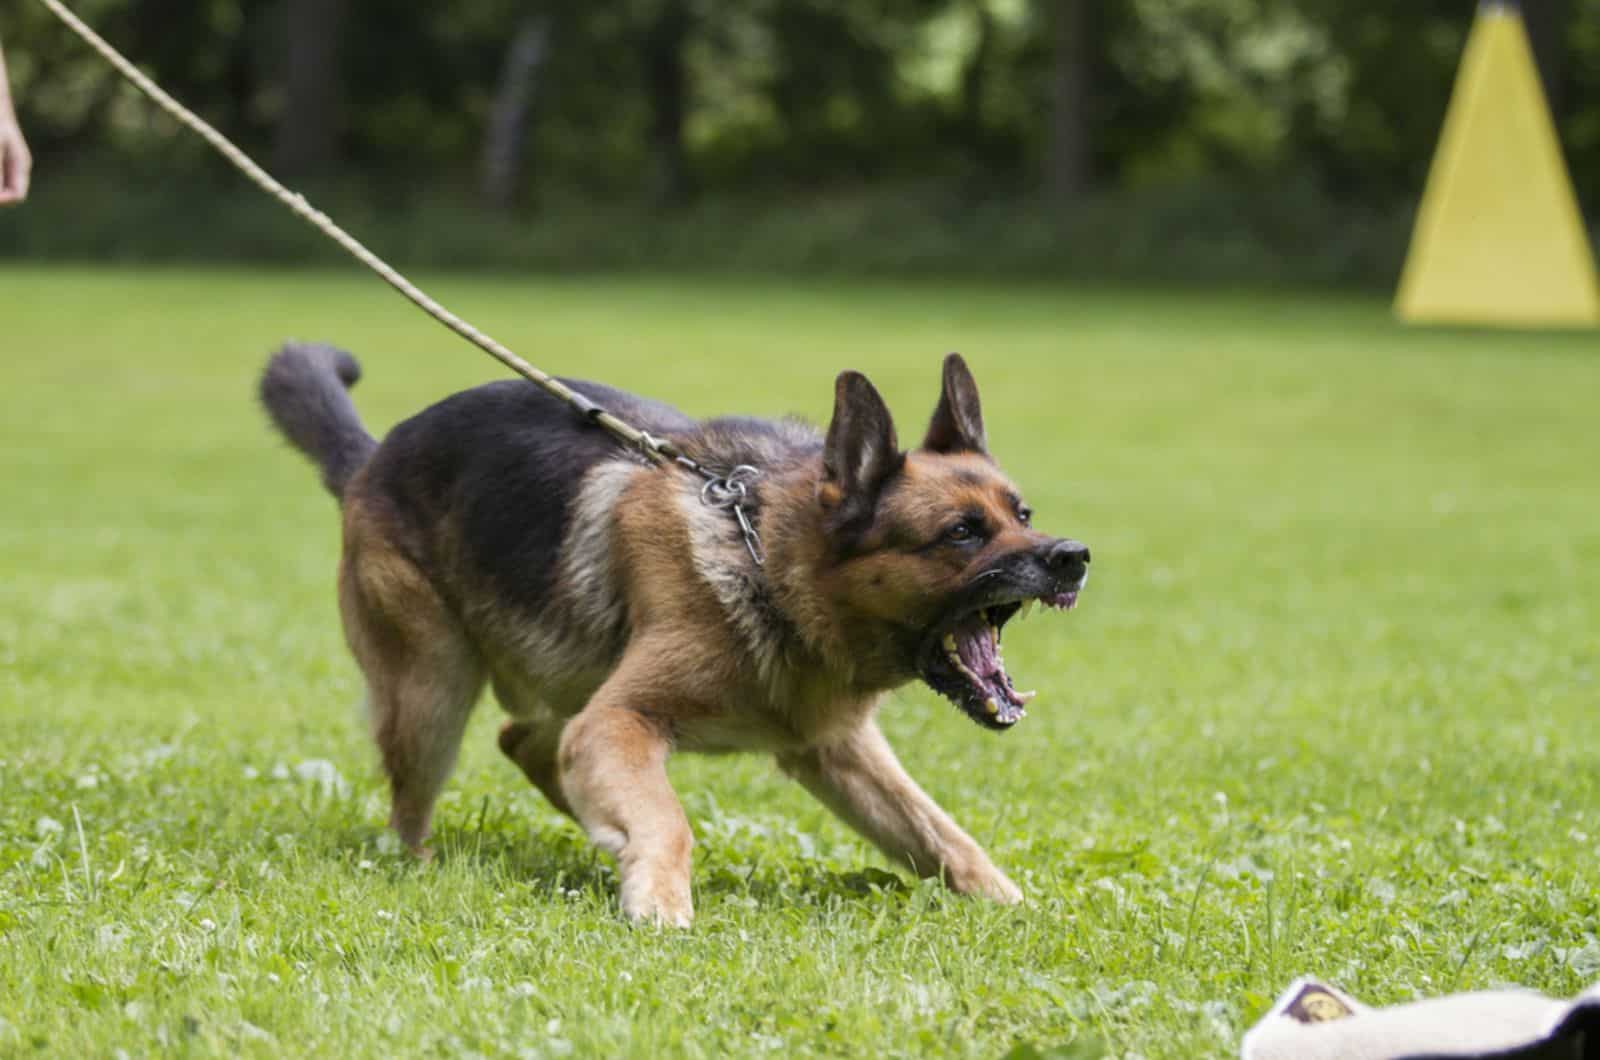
1 265 1597 1058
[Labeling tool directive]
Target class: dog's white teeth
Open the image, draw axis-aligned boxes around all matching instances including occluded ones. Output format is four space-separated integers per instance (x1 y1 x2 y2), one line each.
989 624 1000 644
942 633 957 653
1015 690 1037 704
985 698 999 716
1019 600 1036 621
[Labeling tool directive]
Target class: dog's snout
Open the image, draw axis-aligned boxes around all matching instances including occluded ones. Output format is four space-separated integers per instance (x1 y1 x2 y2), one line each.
1045 539 1090 581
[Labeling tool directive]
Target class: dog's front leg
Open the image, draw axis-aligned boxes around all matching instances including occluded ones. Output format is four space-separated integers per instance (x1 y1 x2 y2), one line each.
778 720 1022 904
559 696 694 927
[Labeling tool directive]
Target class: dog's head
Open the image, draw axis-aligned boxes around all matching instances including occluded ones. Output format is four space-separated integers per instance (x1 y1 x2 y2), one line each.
815 354 1089 730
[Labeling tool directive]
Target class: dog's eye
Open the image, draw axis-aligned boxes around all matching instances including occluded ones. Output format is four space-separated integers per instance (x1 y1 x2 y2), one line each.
946 522 979 544
1017 507 1033 526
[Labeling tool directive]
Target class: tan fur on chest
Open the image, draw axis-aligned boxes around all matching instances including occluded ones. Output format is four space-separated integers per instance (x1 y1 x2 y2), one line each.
609 471 879 752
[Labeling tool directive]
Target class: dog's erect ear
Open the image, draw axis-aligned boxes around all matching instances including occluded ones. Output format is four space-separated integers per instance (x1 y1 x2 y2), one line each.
821 371 902 528
922 352 988 455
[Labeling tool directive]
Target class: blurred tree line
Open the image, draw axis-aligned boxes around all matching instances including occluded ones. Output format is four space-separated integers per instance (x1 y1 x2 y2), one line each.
2 0 1596 279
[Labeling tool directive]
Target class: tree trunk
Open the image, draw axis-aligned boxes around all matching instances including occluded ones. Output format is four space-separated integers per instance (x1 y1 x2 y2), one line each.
481 15 552 211
644 0 694 207
273 0 347 177
1045 0 1091 203
1520 0 1568 116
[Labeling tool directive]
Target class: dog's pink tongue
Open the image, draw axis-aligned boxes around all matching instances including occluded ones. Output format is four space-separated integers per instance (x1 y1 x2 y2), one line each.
954 615 999 676
954 614 1027 711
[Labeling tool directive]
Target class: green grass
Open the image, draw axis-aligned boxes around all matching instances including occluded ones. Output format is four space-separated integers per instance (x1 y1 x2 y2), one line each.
1 265 1597 1058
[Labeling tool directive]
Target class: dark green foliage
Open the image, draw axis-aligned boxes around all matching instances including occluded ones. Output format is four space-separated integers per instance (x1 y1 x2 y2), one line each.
1 156 1427 284
0 1 1595 277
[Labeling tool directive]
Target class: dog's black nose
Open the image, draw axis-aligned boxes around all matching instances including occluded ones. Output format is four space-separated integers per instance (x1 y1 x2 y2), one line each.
1046 540 1091 578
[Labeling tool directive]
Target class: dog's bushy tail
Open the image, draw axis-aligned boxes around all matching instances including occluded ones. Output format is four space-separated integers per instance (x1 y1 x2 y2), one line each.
259 342 378 499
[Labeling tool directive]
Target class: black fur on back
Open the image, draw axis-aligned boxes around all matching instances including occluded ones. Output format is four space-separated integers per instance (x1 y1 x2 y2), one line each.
262 344 821 619
259 342 379 498
365 377 697 612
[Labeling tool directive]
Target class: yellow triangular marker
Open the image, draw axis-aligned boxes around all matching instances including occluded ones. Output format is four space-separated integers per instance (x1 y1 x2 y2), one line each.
1396 2 1600 328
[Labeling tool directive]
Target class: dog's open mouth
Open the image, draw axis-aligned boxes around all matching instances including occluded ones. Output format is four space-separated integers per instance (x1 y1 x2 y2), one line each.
919 589 1080 731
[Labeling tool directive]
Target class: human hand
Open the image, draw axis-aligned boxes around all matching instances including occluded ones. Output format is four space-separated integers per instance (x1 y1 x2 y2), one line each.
0 112 31 204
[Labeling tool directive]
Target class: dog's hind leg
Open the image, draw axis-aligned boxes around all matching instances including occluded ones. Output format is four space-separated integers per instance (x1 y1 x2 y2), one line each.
778 718 1022 904
340 517 485 856
492 682 575 820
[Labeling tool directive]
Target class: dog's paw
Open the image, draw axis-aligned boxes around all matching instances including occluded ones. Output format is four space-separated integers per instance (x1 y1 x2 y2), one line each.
619 875 694 928
983 872 1024 905
949 863 1024 905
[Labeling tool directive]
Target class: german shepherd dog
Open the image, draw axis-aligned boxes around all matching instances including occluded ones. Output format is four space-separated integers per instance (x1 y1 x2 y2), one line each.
261 345 1089 925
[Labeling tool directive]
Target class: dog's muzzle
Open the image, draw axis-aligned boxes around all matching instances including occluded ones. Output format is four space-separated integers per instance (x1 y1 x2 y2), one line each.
916 538 1090 731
